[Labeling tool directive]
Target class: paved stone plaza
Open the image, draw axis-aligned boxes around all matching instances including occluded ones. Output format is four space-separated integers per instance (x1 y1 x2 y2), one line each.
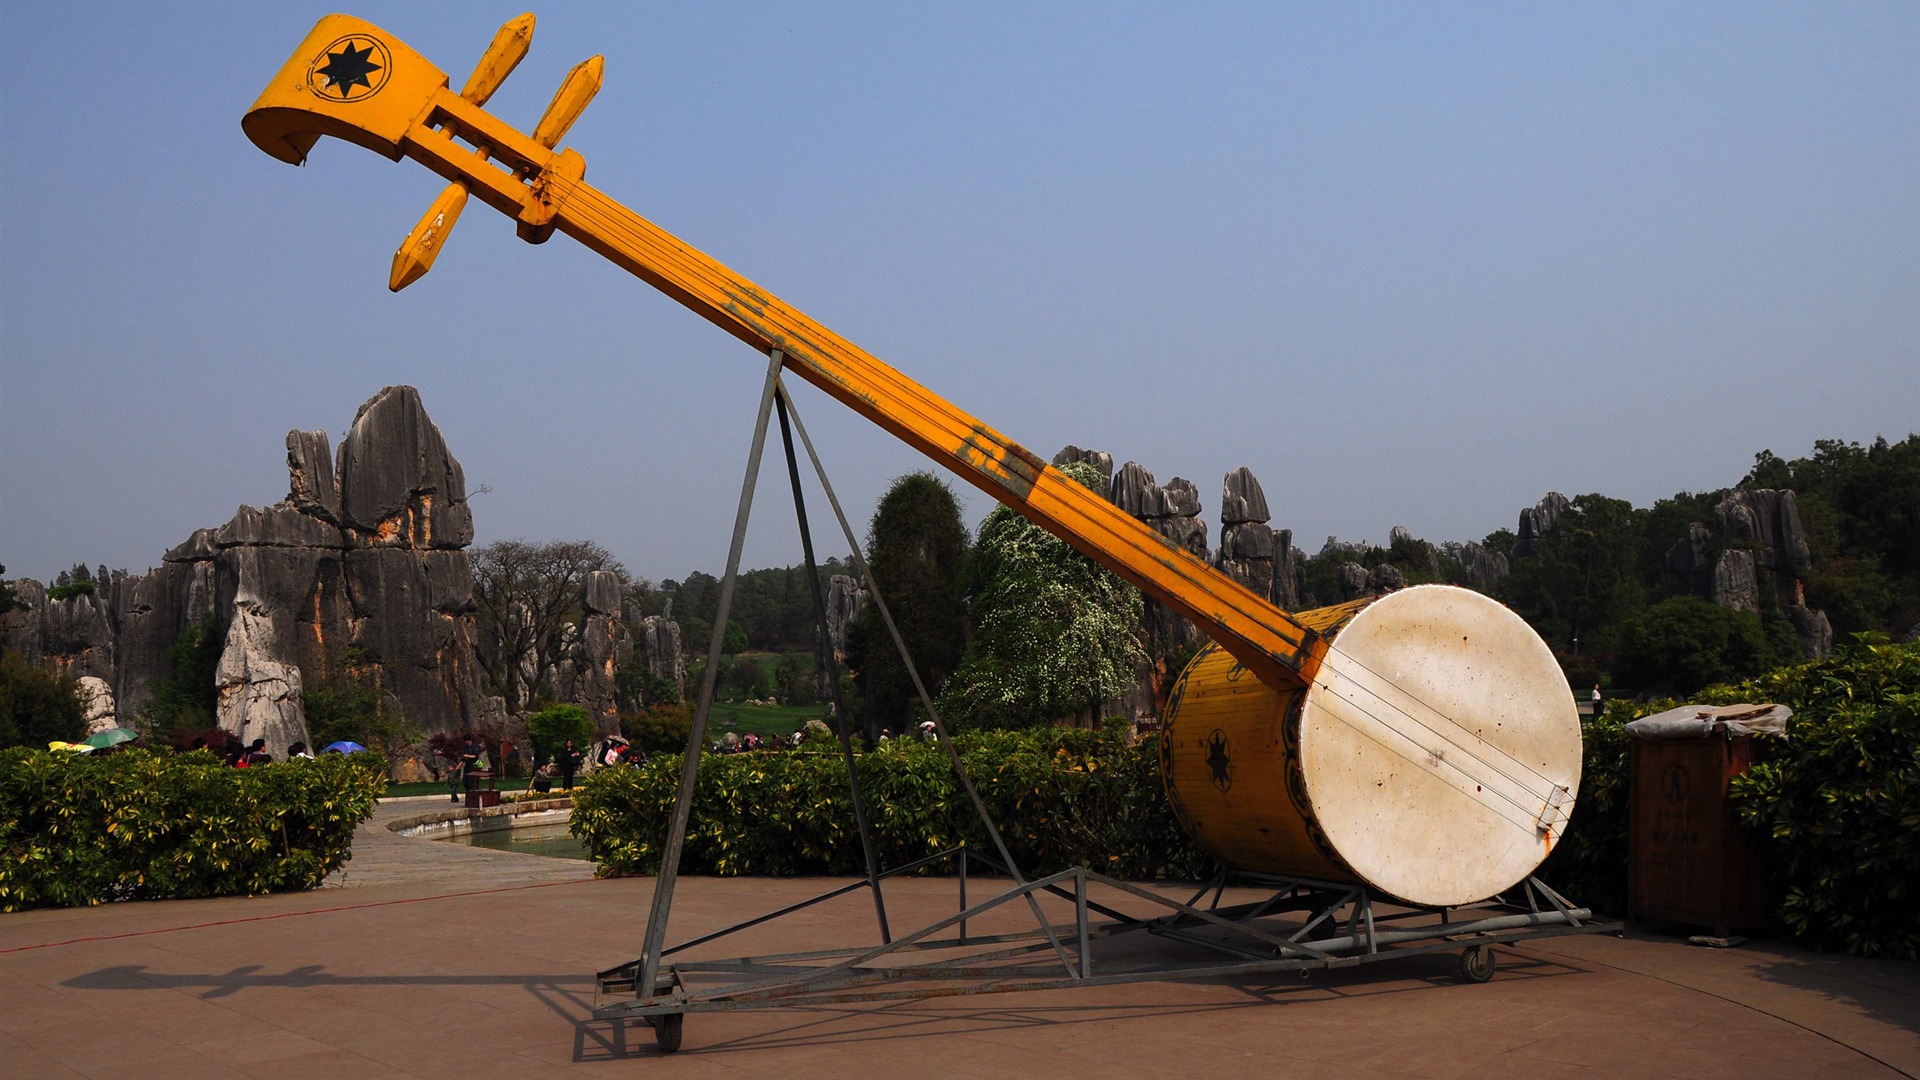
2 798 1915 1079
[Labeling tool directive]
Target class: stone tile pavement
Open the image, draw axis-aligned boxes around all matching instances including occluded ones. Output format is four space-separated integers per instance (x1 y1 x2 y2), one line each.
2 799 1914 1079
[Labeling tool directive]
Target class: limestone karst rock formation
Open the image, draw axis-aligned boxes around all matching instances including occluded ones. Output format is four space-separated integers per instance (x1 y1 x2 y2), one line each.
1 579 118 683
1711 489 1832 657
572 570 624 735
1510 493 1571 561
1439 540 1509 592
1109 461 1209 660
1051 446 1115 489
3 386 504 758
76 675 117 734
1512 486 1833 659
636 613 686 690
1212 467 1301 611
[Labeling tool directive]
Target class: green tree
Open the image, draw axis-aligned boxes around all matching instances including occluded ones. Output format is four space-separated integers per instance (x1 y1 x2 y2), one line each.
722 656 767 699
1496 495 1644 656
0 650 86 750
470 539 628 713
133 617 223 738
1615 595 1775 694
937 462 1145 730
1746 435 1920 634
615 661 681 710
526 703 595 767
301 648 418 755
773 654 818 706
843 472 971 740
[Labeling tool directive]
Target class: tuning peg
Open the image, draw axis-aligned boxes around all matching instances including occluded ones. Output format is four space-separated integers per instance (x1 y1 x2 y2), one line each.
389 184 469 291
389 13 535 292
461 13 534 106
531 55 603 149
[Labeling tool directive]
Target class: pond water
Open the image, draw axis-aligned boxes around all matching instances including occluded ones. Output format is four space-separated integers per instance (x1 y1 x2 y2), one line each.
449 819 591 861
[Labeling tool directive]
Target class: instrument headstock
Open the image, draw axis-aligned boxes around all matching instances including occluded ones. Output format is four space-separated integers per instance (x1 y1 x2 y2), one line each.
244 15 452 166
244 13 599 289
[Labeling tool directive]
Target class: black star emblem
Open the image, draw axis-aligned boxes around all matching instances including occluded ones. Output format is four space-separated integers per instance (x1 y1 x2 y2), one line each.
317 41 382 98
1205 729 1232 792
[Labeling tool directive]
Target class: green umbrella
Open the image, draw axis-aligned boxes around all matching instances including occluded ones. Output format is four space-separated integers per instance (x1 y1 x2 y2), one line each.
83 727 139 749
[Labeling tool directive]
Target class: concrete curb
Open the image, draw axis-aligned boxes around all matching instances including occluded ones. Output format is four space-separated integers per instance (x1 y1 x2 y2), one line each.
386 797 577 835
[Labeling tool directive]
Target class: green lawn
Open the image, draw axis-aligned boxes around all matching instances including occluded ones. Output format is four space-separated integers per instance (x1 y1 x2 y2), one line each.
383 780 455 798
701 701 831 741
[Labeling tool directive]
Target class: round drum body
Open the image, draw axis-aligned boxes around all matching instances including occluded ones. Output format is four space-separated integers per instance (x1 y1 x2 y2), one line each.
1159 585 1581 908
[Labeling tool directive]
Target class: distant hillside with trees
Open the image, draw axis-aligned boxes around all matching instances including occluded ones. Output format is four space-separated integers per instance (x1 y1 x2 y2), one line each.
650 434 1916 723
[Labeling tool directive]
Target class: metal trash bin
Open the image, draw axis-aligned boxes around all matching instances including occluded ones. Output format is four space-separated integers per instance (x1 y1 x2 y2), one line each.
464 769 499 809
1626 704 1788 937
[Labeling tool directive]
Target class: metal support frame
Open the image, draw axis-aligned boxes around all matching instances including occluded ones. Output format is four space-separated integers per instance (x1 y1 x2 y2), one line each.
604 362 1620 1047
596 866 1615 1022
625 355 1071 1016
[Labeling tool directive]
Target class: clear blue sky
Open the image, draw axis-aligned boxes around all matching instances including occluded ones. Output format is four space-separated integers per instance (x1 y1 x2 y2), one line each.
3 2 1915 587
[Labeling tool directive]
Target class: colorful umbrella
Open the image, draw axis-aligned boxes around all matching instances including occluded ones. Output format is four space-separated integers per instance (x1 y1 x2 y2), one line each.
82 727 138 749
47 741 94 753
322 740 367 754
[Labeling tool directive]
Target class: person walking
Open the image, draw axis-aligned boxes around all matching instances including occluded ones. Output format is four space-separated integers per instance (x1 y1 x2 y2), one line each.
460 733 483 797
558 739 583 790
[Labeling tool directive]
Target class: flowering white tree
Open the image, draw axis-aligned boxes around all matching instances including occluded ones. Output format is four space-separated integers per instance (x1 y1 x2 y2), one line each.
937 462 1145 729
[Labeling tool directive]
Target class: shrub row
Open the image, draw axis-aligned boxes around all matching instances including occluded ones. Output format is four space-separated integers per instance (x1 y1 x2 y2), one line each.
571 725 1212 881
1540 639 1920 958
0 749 386 911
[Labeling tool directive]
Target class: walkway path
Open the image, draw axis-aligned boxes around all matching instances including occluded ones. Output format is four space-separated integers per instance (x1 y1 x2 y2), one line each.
2 801 1914 1079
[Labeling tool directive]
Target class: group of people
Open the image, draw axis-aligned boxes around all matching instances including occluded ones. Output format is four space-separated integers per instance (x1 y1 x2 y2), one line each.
187 735 316 768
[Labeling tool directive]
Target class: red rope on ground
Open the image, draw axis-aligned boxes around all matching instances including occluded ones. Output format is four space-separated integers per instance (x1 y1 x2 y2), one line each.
0 876 609 955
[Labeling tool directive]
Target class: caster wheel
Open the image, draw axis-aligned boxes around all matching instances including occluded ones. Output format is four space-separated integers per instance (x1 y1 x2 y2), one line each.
653 1013 684 1053
1456 945 1495 984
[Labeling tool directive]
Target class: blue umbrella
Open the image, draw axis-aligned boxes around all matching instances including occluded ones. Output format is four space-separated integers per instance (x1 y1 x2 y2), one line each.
322 740 367 754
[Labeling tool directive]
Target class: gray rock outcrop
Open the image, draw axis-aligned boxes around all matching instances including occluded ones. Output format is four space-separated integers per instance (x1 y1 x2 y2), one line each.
1213 467 1300 611
1368 564 1407 594
1664 522 1715 596
1336 562 1370 601
1318 537 1373 563
1051 446 1114 489
573 570 622 734
1439 541 1508 591
1508 484 1834 660
77 675 116 734
1110 461 1209 659
215 600 307 755
824 574 864 667
1710 549 1761 612
636 614 686 692
1510 493 1570 560
3 387 501 761
2 580 119 683
1716 490 1812 578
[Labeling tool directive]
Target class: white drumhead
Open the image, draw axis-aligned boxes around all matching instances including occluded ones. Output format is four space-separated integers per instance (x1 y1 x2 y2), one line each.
1298 585 1581 907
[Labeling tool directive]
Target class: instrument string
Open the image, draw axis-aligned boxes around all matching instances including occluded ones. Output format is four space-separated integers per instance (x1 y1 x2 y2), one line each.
1316 639 1566 793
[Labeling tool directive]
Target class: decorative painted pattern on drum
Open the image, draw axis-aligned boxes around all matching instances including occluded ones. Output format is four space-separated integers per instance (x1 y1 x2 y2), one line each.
1159 640 1354 883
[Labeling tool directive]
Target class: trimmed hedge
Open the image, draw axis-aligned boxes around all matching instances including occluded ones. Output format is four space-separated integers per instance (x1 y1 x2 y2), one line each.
1539 639 1920 958
571 725 1212 881
0 748 385 911
577 641 1920 958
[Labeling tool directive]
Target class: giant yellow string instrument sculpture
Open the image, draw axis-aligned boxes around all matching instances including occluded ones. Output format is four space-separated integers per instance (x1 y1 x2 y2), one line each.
247 14 1589 1048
